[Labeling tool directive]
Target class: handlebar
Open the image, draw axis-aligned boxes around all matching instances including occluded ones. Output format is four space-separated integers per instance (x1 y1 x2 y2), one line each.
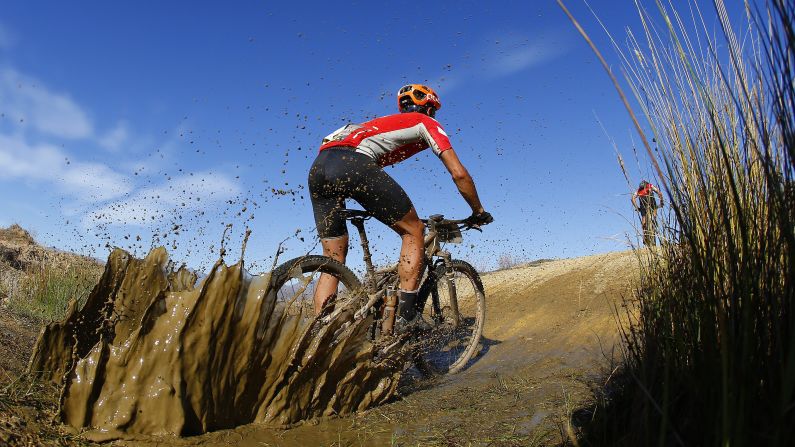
420 215 483 232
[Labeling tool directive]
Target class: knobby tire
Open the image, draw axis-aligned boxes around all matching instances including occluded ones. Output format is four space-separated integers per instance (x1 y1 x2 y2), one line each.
270 256 485 376
418 259 486 375
270 255 362 311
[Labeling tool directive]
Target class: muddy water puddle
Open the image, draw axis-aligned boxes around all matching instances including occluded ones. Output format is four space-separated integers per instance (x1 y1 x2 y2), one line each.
130 356 595 446
23 249 633 445
28 247 406 441
130 251 632 446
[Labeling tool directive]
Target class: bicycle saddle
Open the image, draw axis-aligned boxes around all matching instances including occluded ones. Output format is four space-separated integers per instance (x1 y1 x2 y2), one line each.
341 209 371 220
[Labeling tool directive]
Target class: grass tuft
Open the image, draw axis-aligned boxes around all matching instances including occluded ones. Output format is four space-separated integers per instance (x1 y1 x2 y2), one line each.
562 0 795 445
5 262 100 323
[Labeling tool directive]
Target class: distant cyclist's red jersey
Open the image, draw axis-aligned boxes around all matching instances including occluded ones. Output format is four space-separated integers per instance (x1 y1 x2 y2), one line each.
319 112 453 167
638 184 654 196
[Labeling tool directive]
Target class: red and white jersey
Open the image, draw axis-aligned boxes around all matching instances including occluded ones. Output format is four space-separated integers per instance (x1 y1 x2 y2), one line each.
319 112 452 167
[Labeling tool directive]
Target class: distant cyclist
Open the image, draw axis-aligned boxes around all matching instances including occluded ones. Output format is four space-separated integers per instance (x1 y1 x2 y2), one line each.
308 84 492 325
631 180 664 246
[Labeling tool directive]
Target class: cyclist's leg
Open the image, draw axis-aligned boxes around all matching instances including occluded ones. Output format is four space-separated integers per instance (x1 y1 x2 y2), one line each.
390 207 425 291
315 234 348 313
349 168 423 290
649 208 658 246
349 161 424 320
391 208 425 322
639 207 648 245
308 152 350 313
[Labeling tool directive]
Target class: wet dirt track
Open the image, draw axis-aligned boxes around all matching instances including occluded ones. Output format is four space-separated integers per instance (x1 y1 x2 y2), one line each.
123 250 637 446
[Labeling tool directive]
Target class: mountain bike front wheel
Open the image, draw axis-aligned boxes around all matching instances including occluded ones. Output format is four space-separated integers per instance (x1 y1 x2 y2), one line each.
417 260 486 375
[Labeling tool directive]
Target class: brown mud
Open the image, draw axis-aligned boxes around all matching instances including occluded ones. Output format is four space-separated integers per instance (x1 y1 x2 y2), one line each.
28 247 404 441
2 249 637 446
123 251 637 446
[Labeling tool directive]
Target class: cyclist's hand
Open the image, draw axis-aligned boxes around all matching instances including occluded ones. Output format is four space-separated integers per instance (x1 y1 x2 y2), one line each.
466 211 493 227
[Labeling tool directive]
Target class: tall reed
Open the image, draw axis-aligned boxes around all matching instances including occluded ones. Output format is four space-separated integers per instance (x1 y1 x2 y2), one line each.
563 0 795 444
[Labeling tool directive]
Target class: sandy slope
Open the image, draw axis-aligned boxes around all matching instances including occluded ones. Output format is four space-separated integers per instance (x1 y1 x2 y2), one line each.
137 250 638 446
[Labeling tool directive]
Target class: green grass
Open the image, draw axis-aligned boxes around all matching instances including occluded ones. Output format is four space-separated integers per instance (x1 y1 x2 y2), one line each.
7 263 101 323
560 0 795 445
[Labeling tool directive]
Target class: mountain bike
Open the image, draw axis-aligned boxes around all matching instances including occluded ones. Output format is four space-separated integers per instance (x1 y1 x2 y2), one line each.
642 205 661 246
269 209 486 375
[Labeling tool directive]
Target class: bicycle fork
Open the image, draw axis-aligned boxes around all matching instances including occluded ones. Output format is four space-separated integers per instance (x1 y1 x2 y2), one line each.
381 288 398 335
439 251 461 328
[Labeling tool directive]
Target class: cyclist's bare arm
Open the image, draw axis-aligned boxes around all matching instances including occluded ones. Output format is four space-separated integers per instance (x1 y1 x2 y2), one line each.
652 185 665 207
631 192 639 210
440 149 485 214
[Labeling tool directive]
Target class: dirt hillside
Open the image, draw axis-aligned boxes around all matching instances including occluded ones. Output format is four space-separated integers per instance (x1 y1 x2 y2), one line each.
129 250 638 446
0 225 99 379
0 225 105 446
0 225 101 308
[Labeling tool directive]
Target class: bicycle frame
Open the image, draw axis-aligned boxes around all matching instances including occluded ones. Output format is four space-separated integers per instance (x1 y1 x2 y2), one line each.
348 215 452 280
346 211 465 330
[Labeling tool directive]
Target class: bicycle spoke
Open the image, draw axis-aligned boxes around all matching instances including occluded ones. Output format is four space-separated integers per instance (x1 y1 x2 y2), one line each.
419 262 484 374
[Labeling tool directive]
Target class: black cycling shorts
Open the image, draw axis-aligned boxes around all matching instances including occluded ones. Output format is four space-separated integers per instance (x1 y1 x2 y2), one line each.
308 147 413 239
639 196 657 216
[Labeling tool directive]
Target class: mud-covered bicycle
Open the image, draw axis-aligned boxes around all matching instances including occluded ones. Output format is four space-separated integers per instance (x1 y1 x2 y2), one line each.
269 209 486 375
641 205 661 246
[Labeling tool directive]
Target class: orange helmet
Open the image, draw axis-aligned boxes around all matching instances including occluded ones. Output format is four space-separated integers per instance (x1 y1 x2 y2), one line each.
397 84 441 117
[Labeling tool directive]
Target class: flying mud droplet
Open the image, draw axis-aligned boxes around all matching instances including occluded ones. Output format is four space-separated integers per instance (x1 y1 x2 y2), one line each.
28 246 405 440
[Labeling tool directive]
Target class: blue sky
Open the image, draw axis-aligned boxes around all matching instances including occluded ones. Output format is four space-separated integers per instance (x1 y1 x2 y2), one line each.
0 1 728 273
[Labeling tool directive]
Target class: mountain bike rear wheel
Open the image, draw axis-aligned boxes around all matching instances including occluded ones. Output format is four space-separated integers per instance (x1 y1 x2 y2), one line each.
417 260 485 374
269 255 362 316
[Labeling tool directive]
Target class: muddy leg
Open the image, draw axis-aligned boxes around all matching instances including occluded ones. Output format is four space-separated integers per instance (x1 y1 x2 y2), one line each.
314 236 349 314
390 207 425 291
390 207 425 320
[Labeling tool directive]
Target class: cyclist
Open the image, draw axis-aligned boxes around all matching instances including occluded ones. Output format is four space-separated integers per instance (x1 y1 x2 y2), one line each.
308 84 493 325
631 180 664 246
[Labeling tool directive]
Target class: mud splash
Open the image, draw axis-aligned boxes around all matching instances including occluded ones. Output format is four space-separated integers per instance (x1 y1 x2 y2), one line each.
28 247 403 440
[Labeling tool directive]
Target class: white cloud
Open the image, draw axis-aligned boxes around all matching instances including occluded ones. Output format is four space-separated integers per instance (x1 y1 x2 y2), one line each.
0 133 131 202
0 65 231 238
489 44 564 77
420 31 571 96
84 172 240 227
60 161 131 201
483 32 571 79
98 121 129 152
0 68 143 152
0 135 62 177
0 68 94 139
